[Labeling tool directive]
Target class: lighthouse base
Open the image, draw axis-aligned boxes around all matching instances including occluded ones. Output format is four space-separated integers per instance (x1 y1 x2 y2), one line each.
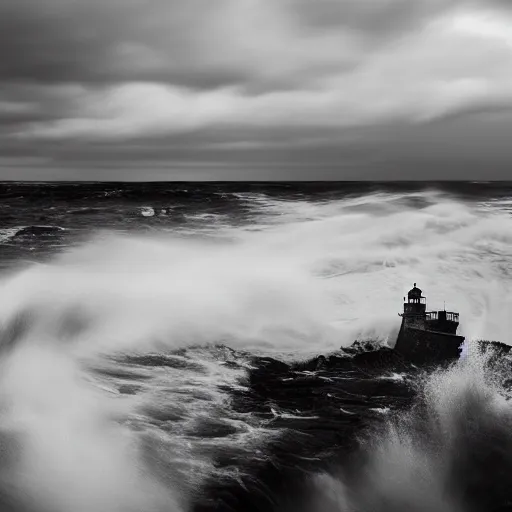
394 325 464 365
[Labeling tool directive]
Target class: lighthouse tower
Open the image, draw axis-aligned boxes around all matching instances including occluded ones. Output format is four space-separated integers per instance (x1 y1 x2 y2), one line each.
401 283 427 329
395 283 464 363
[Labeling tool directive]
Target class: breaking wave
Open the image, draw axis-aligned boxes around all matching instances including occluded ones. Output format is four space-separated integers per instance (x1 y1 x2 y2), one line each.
310 349 512 512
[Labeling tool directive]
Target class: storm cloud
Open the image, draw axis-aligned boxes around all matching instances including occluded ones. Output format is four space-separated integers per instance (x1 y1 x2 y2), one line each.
1 0 512 179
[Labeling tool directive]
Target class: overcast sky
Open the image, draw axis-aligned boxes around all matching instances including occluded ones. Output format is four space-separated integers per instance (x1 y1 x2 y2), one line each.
1 0 512 180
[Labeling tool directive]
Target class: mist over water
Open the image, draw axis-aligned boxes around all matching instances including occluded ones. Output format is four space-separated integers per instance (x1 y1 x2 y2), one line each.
0 182 512 511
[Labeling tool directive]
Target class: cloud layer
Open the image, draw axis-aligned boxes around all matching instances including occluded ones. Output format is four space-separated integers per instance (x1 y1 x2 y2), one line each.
1 0 512 178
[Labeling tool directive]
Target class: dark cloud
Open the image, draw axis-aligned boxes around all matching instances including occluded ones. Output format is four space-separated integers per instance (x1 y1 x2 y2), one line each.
289 0 430 36
0 0 251 89
292 0 512 32
2 111 512 180
1 0 512 178
0 0 457 90
1 0 511 89
0 2 109 84
0 0 508 97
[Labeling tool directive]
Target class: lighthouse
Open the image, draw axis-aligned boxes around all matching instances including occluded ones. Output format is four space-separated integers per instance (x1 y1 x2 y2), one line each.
394 284 464 364
401 283 427 329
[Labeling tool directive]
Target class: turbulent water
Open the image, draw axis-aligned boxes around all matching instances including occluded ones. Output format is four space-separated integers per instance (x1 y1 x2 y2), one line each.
1 181 512 512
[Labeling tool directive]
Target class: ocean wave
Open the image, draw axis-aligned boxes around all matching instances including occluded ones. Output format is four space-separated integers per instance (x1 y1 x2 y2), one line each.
140 206 155 217
0 186 512 511
309 349 512 512
0 228 20 244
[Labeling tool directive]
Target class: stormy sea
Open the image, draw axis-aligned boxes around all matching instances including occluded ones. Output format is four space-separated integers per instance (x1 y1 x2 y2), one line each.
2 181 512 512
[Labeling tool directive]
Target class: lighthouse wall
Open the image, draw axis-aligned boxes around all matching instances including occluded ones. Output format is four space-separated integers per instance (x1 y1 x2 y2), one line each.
402 314 426 330
394 324 464 364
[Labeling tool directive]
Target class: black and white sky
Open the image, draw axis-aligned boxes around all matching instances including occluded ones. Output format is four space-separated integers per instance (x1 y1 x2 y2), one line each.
1 0 512 180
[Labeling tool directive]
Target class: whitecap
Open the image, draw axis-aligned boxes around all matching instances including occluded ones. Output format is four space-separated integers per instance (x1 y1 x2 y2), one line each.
140 207 155 217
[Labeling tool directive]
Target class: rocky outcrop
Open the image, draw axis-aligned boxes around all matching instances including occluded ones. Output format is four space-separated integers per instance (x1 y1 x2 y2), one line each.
13 225 64 238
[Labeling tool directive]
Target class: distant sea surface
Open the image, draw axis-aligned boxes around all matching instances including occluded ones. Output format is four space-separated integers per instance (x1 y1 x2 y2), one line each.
1 181 512 512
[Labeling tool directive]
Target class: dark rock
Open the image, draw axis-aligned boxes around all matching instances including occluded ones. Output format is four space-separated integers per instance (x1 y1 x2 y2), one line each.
351 347 409 372
343 339 383 355
13 225 64 238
